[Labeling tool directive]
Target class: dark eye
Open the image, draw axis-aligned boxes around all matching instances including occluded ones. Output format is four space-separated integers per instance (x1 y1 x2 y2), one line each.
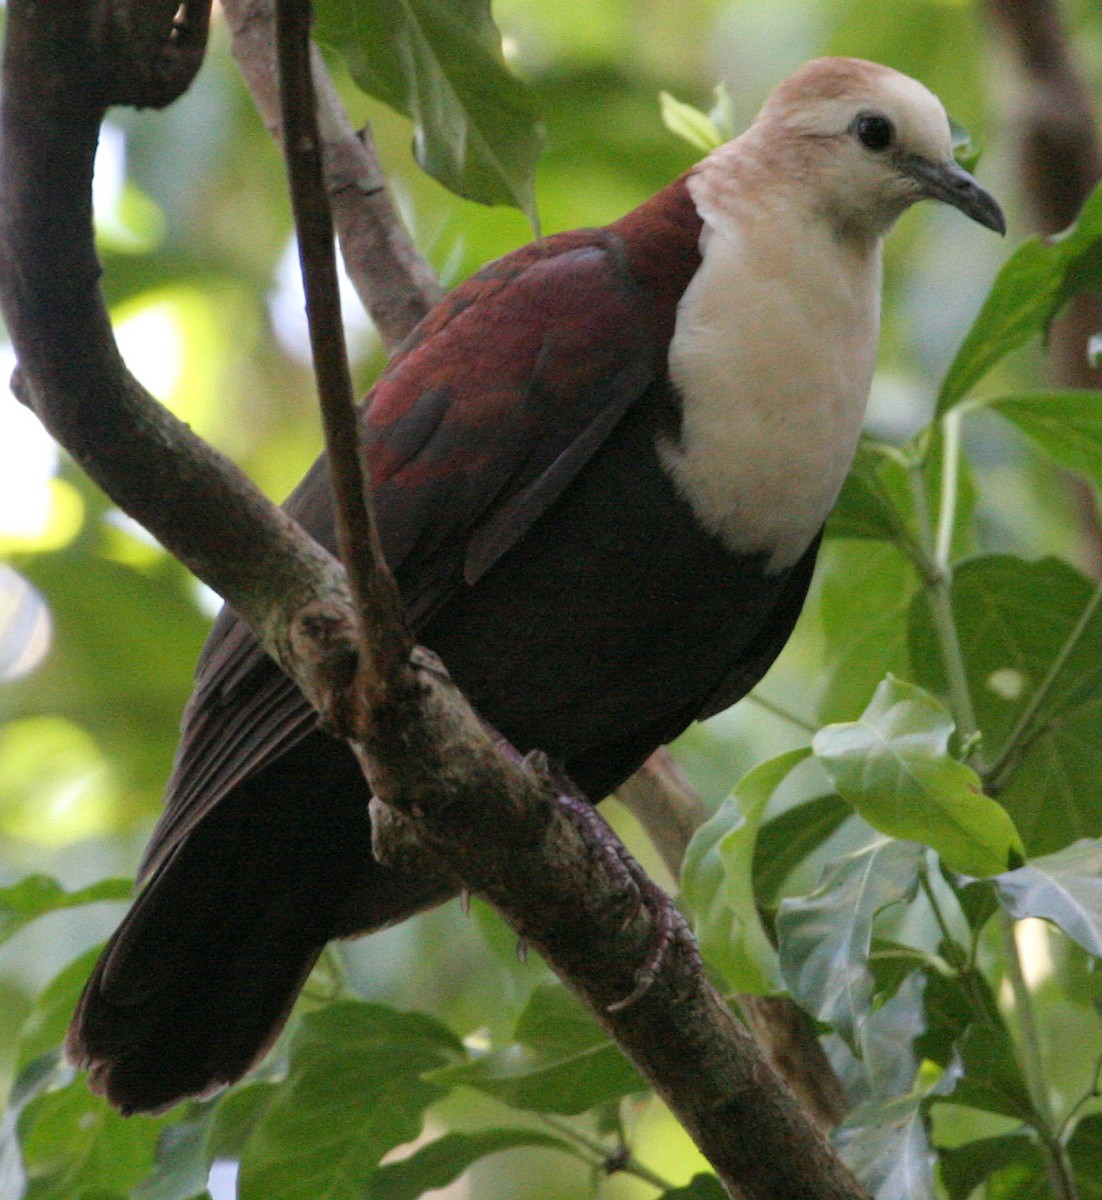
855 114 895 152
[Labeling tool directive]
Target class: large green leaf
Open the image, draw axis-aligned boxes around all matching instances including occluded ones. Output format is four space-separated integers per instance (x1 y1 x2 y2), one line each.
1068 1114 1102 1200
15 947 104 1073
0 875 131 948
429 984 643 1115
834 1093 936 1200
17 1078 171 1200
939 1132 1045 1200
363 1129 578 1199
813 678 1023 876
817 542 916 725
132 1113 213 1200
987 391 1102 491
827 433 976 560
681 750 809 993
942 1024 1036 1123
995 839 1102 958
776 836 923 1046
236 1003 464 1200
829 441 916 545
753 794 853 909
910 555 1102 853
313 0 544 221
938 179 1102 413
854 971 926 1105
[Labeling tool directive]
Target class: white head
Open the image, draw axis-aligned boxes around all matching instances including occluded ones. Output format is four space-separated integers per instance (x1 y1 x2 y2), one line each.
737 58 1004 239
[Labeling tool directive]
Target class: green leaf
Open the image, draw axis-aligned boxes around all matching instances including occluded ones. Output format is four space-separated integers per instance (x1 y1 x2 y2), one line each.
682 750 810 992
813 678 1023 876
236 1002 464 1200
817 542 917 725
658 92 723 153
915 958 1002 1068
856 971 926 1104
829 442 914 544
205 1083 278 1161
829 432 976 559
430 985 643 1115
1069 1113 1102 1199
939 1132 1045 1200
15 948 104 1073
313 0 544 222
132 1113 213 1200
753 794 852 909
938 180 1102 414
995 839 1102 958
18 1078 170 1200
943 1024 1036 1122
0 875 131 947
910 555 1102 853
777 837 923 1046
835 1093 936 1200
988 391 1102 491
363 1129 578 1199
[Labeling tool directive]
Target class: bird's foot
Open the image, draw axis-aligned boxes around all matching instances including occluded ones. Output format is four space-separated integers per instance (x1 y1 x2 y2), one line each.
495 736 698 1010
552 790 698 1013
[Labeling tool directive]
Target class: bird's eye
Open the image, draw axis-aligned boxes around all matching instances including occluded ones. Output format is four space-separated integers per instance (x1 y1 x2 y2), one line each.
855 114 895 152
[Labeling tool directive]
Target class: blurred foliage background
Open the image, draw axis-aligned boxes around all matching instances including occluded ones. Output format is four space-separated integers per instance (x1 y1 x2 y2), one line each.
2 1 1102 1197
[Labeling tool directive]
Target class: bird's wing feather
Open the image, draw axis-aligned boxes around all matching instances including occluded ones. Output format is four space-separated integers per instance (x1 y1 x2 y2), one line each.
140 230 664 879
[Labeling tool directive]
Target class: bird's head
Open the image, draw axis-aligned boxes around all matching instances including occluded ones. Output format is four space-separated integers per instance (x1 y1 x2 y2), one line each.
746 57 1005 240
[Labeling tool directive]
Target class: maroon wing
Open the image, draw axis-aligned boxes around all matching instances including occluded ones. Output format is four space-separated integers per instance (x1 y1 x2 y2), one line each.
139 227 670 880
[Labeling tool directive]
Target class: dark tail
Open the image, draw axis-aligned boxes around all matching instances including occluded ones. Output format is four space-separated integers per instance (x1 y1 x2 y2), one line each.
67 734 455 1115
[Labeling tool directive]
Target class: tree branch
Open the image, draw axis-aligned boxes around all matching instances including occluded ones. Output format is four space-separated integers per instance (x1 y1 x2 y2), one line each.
273 0 411 706
223 0 444 349
0 5 867 1196
618 751 849 1131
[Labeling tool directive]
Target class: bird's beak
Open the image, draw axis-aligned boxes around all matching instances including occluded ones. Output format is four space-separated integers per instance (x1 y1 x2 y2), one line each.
902 155 1007 235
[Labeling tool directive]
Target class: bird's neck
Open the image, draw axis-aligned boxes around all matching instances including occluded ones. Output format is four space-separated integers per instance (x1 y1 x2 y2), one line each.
660 143 883 573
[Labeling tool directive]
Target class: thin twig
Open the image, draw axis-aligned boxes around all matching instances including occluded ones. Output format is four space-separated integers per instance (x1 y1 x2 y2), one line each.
273 0 412 703
224 0 443 348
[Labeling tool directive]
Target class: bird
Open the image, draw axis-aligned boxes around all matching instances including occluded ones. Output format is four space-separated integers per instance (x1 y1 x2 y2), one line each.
67 57 1005 1115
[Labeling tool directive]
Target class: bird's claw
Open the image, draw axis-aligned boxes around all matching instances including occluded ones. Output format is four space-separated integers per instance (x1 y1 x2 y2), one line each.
553 790 696 1012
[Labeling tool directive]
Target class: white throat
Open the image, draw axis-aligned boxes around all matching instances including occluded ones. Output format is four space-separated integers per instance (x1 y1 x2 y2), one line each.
661 152 882 572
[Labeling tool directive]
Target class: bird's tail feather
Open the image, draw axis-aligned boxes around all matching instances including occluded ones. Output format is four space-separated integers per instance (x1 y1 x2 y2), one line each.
67 736 455 1115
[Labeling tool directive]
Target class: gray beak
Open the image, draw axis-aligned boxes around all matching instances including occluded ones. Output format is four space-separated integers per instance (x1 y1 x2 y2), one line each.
902 155 1006 235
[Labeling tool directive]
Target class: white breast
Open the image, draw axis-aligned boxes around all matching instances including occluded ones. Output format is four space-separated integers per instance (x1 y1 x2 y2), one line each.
661 203 882 573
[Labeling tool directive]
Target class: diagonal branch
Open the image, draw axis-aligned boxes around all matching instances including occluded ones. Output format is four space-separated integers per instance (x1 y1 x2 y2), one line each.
0 5 867 1198
273 0 411 706
223 0 443 349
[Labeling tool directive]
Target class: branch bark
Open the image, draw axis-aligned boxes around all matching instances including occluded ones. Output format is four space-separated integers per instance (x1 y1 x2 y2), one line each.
619 751 849 1131
223 0 443 350
0 4 867 1197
